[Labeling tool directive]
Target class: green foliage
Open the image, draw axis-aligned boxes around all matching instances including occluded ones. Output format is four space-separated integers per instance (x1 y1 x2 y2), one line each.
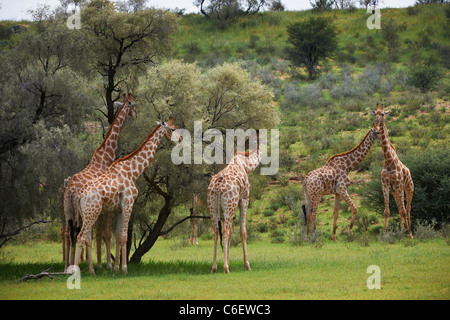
285 16 338 80
407 64 444 93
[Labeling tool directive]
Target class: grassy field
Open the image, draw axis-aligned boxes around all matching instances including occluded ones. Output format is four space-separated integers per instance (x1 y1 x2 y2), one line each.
0 4 448 302
0 237 448 300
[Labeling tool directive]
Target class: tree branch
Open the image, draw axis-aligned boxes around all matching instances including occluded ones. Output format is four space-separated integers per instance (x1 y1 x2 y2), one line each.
18 267 70 282
0 218 52 249
159 215 210 236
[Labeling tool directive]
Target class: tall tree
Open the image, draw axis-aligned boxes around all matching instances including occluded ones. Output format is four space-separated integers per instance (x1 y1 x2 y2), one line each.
285 17 338 80
0 5 96 236
81 0 178 124
118 61 279 263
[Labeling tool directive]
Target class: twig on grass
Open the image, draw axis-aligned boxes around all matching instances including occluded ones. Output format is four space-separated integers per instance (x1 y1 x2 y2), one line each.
18 267 70 282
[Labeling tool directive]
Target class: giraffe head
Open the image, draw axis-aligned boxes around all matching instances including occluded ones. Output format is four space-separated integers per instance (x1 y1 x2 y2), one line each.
114 93 137 119
371 103 390 131
157 116 182 144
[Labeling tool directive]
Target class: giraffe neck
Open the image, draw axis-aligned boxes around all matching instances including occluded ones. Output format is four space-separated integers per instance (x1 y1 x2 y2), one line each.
379 119 398 164
110 125 164 182
326 130 376 173
231 142 262 174
91 104 130 167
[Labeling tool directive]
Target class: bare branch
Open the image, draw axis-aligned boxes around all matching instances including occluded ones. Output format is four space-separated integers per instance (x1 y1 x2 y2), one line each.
159 215 210 236
18 267 70 282
0 218 51 249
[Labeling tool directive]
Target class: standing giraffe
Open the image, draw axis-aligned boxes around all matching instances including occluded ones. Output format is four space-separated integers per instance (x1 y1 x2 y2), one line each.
63 94 137 271
74 117 181 275
302 126 380 241
207 131 263 273
372 104 414 239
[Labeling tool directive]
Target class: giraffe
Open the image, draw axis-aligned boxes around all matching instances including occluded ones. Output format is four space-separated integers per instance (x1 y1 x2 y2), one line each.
62 94 137 272
302 126 380 241
190 195 202 245
372 104 414 239
207 131 263 273
73 117 181 275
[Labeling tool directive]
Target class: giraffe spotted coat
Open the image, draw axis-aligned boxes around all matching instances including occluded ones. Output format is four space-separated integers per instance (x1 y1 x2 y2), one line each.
303 127 380 241
62 94 136 271
207 132 263 273
74 117 181 275
372 104 413 239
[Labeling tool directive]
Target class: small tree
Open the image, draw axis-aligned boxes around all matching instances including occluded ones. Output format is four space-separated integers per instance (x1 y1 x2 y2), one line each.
285 17 338 80
123 61 279 263
408 64 443 93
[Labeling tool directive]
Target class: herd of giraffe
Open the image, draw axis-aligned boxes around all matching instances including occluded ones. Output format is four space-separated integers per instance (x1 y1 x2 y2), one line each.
61 100 413 275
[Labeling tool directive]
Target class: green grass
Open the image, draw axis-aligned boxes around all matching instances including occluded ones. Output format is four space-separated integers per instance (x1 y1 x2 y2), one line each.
1 238 449 299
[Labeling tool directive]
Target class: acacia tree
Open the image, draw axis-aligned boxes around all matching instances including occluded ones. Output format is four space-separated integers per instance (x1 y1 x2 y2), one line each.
81 0 178 124
194 0 268 24
116 61 279 263
285 17 338 80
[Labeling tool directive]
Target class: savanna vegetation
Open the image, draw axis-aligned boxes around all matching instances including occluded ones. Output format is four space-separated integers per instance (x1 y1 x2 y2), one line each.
0 0 449 300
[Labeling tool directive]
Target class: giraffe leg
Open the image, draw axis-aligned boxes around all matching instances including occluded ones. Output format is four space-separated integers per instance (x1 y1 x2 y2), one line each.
332 195 341 242
338 189 357 235
405 173 414 239
61 225 66 263
114 214 123 272
85 228 95 275
382 183 390 231
64 223 71 272
307 196 320 239
119 205 134 275
239 198 251 271
393 190 412 239
70 232 77 268
75 220 93 274
222 217 233 274
104 212 113 270
211 222 219 274
96 213 103 269
381 170 392 231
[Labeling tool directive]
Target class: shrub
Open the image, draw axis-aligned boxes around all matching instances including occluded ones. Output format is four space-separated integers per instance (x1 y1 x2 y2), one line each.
377 223 405 244
407 65 444 93
263 209 275 217
271 236 285 243
414 219 440 240
277 184 302 216
256 222 269 233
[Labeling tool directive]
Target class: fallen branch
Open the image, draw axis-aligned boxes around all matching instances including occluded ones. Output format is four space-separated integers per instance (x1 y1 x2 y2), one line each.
18 267 70 282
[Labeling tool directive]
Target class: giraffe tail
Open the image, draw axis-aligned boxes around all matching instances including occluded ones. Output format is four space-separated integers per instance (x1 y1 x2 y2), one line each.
218 220 223 250
302 205 307 225
302 183 310 225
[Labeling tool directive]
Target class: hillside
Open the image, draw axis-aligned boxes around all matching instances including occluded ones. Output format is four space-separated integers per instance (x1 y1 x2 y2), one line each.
169 4 450 243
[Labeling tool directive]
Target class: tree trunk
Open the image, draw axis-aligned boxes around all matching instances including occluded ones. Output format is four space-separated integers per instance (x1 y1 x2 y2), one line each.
129 193 173 264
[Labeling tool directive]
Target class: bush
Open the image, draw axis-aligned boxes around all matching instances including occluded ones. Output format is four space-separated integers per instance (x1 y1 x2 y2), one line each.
263 209 275 217
408 65 444 93
256 222 269 233
414 219 440 240
377 223 405 244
